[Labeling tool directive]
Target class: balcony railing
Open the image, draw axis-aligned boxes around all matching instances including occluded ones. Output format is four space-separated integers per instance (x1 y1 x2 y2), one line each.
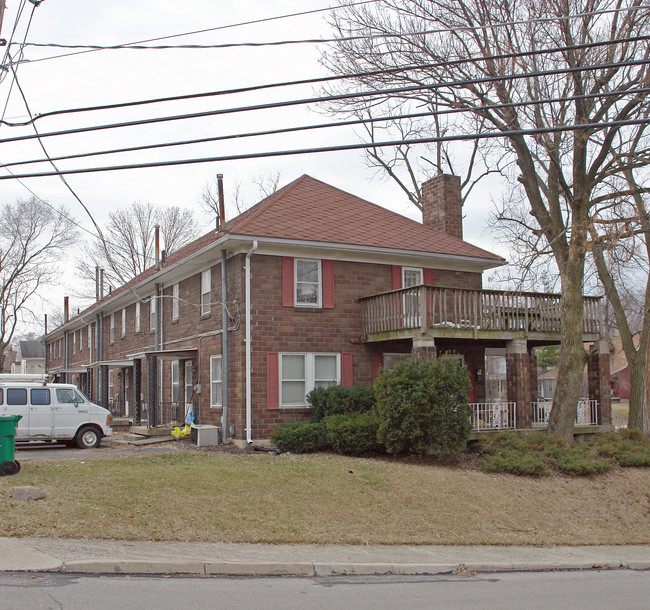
470 402 517 431
532 400 599 427
360 286 601 339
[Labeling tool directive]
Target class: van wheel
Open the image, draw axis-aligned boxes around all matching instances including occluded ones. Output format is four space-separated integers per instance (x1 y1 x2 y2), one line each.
75 426 101 449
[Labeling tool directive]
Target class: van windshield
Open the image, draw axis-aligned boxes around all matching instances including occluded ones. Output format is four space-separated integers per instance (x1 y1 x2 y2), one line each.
56 388 86 404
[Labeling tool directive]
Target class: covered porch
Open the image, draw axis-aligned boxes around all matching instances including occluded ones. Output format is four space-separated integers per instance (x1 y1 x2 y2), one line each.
360 286 611 434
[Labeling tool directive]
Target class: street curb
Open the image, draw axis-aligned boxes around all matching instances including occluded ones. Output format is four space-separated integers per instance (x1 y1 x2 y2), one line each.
45 560 650 577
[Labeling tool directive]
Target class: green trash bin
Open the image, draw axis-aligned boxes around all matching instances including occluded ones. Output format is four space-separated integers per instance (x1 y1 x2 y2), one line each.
0 414 22 476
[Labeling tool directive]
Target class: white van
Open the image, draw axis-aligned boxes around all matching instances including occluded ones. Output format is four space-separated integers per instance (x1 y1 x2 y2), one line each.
0 375 112 449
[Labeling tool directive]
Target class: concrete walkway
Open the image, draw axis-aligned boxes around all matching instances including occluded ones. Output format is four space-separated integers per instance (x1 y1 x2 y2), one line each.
1 538 648 576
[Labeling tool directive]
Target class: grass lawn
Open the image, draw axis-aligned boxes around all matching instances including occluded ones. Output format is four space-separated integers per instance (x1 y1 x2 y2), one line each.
1 449 649 546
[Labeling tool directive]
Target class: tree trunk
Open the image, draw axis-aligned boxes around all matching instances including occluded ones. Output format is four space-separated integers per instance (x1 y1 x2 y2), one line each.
548 262 586 439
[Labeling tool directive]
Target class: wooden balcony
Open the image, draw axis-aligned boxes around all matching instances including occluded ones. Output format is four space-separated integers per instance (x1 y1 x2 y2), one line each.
359 286 601 343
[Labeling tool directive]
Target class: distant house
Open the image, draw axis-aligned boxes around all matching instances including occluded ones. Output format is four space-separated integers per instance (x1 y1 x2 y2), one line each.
43 174 612 440
609 335 638 400
11 341 46 375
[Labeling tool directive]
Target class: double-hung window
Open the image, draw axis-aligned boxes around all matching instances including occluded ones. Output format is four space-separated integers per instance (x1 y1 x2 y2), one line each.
210 355 222 407
201 270 211 315
280 353 339 407
109 313 115 343
172 283 179 320
121 308 126 337
149 297 157 332
135 302 141 332
295 259 321 307
171 361 179 403
72 332 76 354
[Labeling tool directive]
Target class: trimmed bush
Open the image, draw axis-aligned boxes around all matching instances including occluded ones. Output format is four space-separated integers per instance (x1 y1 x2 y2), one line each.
270 422 323 453
479 452 550 476
374 358 472 461
589 429 650 467
323 410 383 457
307 385 376 422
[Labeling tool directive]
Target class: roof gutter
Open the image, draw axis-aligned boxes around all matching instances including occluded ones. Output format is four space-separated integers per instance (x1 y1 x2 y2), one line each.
245 239 258 444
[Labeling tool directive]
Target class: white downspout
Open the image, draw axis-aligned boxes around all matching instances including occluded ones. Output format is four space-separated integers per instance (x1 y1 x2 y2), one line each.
245 240 258 443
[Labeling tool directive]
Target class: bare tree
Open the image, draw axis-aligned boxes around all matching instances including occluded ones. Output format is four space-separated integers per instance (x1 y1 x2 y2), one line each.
323 0 650 438
0 197 77 370
77 202 199 292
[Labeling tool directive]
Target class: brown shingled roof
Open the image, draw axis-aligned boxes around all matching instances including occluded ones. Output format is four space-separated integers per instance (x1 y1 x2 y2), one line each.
52 174 502 333
225 175 503 261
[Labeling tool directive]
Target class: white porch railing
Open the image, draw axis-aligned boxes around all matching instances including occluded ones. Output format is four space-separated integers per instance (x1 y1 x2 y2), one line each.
532 400 599 427
470 402 517 431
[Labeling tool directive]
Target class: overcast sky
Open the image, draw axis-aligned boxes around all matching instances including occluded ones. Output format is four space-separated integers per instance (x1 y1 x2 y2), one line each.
0 0 505 335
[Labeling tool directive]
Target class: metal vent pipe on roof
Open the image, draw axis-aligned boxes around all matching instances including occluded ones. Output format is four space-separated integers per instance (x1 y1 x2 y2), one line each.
155 225 160 271
217 173 225 231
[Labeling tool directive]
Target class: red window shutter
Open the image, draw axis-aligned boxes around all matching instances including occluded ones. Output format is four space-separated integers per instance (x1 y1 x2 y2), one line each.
391 265 402 290
282 257 294 307
322 259 335 309
267 352 280 410
372 353 383 381
341 352 354 387
424 268 435 285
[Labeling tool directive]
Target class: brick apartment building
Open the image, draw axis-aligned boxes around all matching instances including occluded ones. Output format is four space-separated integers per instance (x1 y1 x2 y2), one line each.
44 174 612 442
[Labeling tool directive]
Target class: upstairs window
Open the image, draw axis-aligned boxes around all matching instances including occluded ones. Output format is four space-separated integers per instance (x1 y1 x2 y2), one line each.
110 313 115 343
150 297 157 332
121 308 126 337
201 270 211 315
135 302 141 332
402 267 423 287
295 259 321 307
172 283 179 320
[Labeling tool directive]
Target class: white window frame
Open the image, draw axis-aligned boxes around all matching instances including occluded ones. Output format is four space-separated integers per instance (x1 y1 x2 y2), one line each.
135 302 141 332
185 361 193 406
110 313 115 343
201 269 211 315
402 266 423 287
171 361 179 404
88 324 92 351
210 355 223 407
72 332 76 354
172 283 179 320
79 327 83 351
108 369 114 406
280 352 340 408
149 296 157 332
121 308 126 337
294 258 322 308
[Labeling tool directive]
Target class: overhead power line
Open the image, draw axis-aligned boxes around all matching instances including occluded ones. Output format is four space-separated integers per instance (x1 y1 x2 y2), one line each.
1 35 647 130
1 54 648 147
9 4 650 62
2 116 649 181
7 0 384 66
4 86 650 170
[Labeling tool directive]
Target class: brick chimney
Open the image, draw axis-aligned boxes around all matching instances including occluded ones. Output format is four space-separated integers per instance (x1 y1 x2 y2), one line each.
420 174 463 239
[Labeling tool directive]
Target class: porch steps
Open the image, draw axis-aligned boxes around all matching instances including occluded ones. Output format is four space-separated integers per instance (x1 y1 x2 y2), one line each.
129 425 173 437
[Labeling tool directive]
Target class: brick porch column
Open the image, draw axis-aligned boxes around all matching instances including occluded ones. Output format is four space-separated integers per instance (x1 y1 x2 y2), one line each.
588 339 611 426
529 349 539 403
506 339 532 429
412 337 437 361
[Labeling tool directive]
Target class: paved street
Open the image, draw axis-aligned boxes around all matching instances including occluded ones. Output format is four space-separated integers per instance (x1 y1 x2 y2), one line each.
0 570 648 610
